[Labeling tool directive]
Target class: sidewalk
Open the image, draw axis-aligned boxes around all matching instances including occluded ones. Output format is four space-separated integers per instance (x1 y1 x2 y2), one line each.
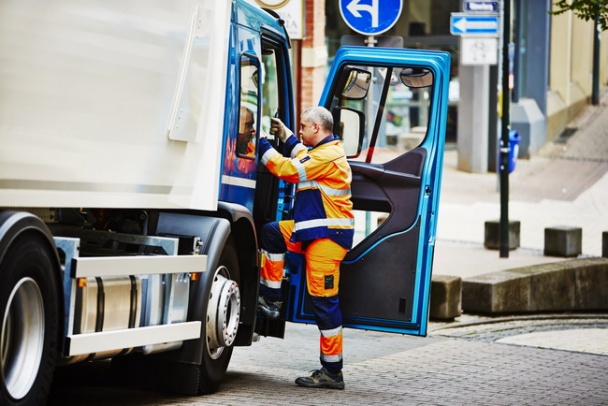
434 94 608 277
430 95 608 362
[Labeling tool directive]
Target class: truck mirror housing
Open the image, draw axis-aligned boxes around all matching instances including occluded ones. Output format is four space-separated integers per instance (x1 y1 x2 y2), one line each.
400 67 433 88
332 107 364 158
339 67 372 100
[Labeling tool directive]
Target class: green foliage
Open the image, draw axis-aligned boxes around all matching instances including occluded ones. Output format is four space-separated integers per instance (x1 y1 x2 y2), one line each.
551 0 608 31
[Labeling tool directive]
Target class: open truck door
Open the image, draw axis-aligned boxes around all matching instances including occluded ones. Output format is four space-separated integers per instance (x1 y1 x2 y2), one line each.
286 46 451 336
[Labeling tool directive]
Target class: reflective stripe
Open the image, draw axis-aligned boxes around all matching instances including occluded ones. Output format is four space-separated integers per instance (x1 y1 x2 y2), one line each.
322 186 350 197
221 175 257 189
321 353 343 363
298 180 317 190
292 158 307 182
291 143 307 157
261 249 285 262
320 326 342 338
261 148 279 165
260 277 282 289
294 218 355 231
298 180 350 197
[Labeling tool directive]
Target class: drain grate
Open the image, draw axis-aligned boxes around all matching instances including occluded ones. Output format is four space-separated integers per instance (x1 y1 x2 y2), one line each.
554 127 578 144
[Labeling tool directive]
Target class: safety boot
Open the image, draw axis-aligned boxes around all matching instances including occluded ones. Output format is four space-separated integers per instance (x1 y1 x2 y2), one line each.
295 367 345 390
258 296 281 319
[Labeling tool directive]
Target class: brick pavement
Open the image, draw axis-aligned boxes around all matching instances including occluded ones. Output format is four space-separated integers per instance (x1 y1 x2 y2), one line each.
210 323 608 405
48 321 608 405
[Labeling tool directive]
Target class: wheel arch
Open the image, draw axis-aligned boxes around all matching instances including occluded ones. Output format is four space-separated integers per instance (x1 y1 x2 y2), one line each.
218 202 259 346
0 211 60 268
153 203 259 366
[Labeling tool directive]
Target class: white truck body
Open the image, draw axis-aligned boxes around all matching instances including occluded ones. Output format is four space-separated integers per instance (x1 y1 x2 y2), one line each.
0 0 230 210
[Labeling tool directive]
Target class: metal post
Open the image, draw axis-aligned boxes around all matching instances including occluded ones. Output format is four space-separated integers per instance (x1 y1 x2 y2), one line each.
592 7 601 105
364 35 376 236
499 0 511 258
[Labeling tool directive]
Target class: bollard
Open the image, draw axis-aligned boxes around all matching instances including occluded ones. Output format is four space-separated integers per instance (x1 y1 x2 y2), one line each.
484 220 520 250
544 226 582 257
430 275 462 321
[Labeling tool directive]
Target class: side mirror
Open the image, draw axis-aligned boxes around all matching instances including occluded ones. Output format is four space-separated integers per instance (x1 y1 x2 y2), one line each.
400 68 433 88
333 107 364 158
339 68 372 100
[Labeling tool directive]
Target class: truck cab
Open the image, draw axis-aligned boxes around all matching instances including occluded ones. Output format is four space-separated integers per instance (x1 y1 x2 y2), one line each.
0 0 450 403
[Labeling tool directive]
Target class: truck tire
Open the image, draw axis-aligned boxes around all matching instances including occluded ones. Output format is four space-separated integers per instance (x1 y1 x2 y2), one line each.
197 237 241 394
0 235 60 406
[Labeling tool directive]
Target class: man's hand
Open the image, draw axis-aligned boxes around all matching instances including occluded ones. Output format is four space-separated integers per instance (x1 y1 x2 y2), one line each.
269 117 293 142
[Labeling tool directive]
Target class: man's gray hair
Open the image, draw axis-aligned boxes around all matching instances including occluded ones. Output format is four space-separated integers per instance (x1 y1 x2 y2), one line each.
302 106 333 132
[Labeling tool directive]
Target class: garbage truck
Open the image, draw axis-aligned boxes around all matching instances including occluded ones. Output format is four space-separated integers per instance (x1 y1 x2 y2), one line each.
0 0 451 403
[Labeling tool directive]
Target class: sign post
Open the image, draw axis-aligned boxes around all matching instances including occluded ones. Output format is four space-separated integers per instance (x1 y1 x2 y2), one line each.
499 0 511 258
450 3 499 182
453 1 510 257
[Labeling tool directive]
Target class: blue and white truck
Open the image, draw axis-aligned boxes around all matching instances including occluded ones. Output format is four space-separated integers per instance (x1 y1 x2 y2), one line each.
0 0 451 403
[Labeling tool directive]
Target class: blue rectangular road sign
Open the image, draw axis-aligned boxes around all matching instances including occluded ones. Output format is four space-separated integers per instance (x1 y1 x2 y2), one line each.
464 1 499 13
450 13 499 36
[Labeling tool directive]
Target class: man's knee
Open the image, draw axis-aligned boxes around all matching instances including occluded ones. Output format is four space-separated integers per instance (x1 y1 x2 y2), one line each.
260 222 284 251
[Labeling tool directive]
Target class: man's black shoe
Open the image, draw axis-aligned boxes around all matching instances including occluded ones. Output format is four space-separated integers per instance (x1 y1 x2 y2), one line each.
295 367 345 390
258 296 281 319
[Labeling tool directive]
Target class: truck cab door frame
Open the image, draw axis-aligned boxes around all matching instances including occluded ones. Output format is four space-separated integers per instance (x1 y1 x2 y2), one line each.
285 46 451 336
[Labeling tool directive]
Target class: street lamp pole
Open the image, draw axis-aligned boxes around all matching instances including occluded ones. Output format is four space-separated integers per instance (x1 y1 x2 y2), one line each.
499 0 511 258
592 4 601 105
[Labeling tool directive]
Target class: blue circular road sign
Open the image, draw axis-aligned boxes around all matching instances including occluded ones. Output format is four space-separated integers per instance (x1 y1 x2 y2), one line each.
339 0 403 36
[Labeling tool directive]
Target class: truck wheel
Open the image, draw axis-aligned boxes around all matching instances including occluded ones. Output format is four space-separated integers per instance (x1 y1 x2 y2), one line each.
198 237 241 394
0 235 59 406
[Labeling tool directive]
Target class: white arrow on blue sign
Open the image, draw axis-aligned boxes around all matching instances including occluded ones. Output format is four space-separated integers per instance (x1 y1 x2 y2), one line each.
339 0 403 36
450 13 499 36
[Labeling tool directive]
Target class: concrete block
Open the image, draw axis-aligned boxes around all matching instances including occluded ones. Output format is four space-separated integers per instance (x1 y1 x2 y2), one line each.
572 258 608 309
484 220 520 250
462 258 608 315
462 271 530 314
603 231 608 258
511 264 575 311
544 226 582 257
430 275 462 321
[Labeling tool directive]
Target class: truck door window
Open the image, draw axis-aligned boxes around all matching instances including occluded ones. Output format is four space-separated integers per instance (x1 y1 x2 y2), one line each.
331 65 434 164
260 48 280 139
329 64 435 245
238 56 260 158
251 38 293 228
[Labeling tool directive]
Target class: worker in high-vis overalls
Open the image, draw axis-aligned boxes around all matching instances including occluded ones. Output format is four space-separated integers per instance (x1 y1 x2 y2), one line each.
257 106 354 390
